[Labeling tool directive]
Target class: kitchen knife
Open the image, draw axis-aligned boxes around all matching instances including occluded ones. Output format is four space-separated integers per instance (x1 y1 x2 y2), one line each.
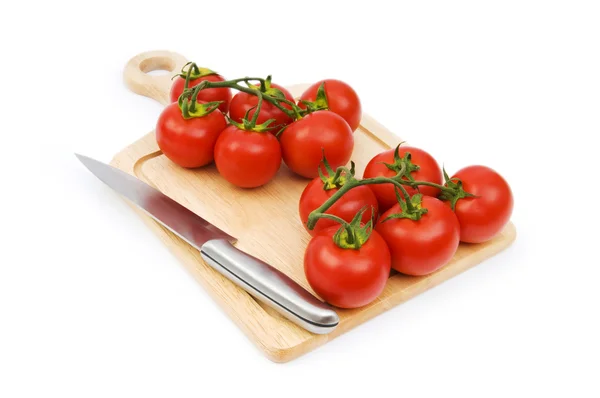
75 154 339 334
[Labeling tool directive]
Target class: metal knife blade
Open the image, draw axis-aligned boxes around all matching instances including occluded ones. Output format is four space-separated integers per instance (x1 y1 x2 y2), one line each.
75 154 339 334
75 154 235 248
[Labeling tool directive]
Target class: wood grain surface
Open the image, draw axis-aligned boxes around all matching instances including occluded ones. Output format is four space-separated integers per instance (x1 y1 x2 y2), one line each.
111 50 517 363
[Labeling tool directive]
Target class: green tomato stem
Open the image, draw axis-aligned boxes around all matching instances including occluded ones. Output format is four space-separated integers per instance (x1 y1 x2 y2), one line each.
311 212 355 245
403 179 453 193
183 63 193 91
306 163 410 230
306 164 466 230
311 210 377 250
311 212 351 227
250 91 263 127
185 77 301 119
331 166 345 184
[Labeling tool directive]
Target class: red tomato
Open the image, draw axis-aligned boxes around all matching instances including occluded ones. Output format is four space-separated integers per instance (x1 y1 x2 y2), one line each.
444 165 514 243
214 125 282 188
298 79 362 131
170 72 232 114
299 179 379 236
363 146 442 211
280 111 354 179
155 102 227 168
229 83 294 128
304 226 391 308
375 196 460 276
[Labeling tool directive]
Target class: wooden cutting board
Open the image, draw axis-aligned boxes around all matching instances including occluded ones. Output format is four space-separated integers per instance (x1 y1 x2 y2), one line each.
111 50 517 363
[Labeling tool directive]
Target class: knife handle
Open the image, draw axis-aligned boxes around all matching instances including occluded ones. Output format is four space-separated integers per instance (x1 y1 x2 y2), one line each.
199 239 339 334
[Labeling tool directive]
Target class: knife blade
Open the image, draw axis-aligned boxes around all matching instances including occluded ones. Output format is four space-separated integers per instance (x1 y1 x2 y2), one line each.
75 154 339 334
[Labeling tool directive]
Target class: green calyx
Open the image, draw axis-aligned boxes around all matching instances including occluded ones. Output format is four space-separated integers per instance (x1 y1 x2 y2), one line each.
245 76 304 122
175 61 217 81
299 82 330 113
178 86 223 119
255 75 288 99
383 143 420 180
330 207 374 250
244 76 275 95
228 89 279 132
229 114 278 133
318 153 356 190
180 100 222 119
381 192 429 222
438 168 477 210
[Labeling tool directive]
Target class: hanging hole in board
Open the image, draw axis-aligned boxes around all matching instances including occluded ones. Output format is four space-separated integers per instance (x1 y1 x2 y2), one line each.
139 56 177 76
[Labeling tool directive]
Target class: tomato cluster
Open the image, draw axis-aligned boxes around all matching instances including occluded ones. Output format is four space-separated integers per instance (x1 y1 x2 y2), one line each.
156 61 514 312
301 145 514 309
156 62 362 188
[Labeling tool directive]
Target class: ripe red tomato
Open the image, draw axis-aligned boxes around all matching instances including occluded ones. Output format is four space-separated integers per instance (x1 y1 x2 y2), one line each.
304 226 391 308
214 125 282 188
299 179 379 236
280 110 354 179
155 102 227 168
375 196 460 276
229 83 294 128
443 165 514 243
363 146 442 211
298 79 362 131
169 70 232 114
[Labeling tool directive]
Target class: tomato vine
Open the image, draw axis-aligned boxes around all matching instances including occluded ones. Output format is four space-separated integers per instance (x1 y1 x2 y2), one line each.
179 75 303 120
305 144 477 231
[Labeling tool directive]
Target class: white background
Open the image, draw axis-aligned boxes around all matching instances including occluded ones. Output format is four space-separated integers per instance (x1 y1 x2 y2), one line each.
1 1 599 397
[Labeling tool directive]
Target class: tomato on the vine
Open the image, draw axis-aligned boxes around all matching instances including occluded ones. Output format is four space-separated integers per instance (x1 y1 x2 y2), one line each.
214 124 282 188
304 214 391 309
363 144 443 211
229 80 294 128
298 79 362 132
440 165 514 243
280 110 354 179
299 161 378 236
375 194 460 276
156 101 227 169
169 63 232 114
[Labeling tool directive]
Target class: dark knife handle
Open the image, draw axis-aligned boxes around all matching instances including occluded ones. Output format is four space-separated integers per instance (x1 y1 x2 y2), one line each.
199 239 339 334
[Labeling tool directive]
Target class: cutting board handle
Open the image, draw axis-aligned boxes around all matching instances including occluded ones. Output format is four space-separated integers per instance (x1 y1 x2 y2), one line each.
123 50 188 106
